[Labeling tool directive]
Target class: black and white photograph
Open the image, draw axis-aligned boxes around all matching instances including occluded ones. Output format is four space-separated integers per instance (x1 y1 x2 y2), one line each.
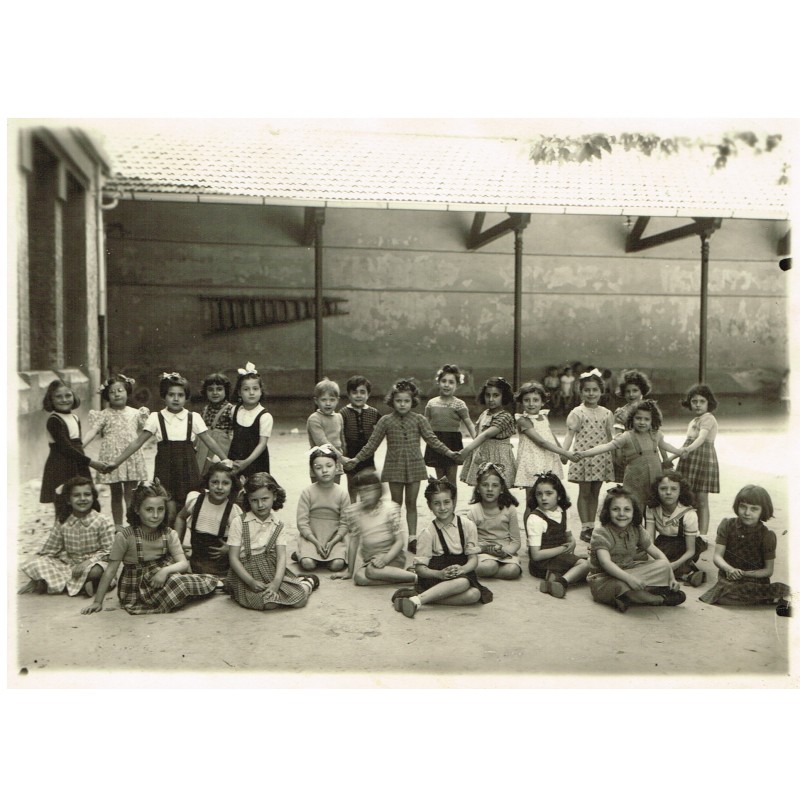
9 115 795 686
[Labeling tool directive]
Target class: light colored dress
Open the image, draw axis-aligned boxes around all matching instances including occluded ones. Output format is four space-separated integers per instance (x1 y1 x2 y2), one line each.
296 482 351 563
514 411 563 486
344 499 406 569
465 504 521 568
87 406 150 483
21 510 116 595
566 404 614 483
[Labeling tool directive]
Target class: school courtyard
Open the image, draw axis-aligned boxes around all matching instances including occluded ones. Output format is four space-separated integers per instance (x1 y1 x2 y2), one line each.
11 400 795 688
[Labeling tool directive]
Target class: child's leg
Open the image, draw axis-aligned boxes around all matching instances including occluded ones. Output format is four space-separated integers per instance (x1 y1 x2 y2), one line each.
695 491 709 537
476 558 499 578
356 562 416 585
443 464 458 485
83 564 105 596
166 499 178 529
110 482 124 525
346 472 358 503
122 481 135 521
563 559 591 584
299 557 319 571
586 481 602 525
494 562 522 579
576 482 592 525
418 577 478 605
327 558 346 572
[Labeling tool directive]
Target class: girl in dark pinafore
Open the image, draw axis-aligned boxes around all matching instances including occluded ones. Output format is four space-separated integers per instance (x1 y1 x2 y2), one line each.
109 372 232 526
228 362 273 478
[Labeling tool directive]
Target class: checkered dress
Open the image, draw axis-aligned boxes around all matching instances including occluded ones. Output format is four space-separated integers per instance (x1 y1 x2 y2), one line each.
700 518 790 604
116 527 217 615
460 409 517 486
226 520 310 610
678 412 720 493
22 511 115 595
352 412 458 484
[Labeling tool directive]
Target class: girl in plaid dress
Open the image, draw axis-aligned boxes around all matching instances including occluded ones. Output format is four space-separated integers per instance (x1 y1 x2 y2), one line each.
460 377 517 487
19 476 115 596
195 373 235 477
677 384 720 537
343 379 461 550
561 370 615 543
227 473 319 611
700 485 791 614
81 480 218 616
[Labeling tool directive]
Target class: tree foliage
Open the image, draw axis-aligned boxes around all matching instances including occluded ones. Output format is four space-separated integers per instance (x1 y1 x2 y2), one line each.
528 131 789 184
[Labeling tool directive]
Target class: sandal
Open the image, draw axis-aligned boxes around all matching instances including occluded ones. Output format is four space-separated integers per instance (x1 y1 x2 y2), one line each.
301 574 320 592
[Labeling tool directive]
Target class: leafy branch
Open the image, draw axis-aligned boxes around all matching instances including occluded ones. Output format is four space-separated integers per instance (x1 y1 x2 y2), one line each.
528 131 788 184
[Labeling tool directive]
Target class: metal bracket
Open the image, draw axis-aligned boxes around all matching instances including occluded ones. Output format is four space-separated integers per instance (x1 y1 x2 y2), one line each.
467 212 531 250
625 216 721 253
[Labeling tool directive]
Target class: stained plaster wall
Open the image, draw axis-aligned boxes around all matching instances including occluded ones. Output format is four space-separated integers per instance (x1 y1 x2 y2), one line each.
105 202 788 401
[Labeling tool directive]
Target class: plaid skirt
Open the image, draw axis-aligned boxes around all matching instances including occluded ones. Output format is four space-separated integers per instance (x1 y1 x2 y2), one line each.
226 550 310 610
699 576 790 605
588 558 672 605
117 555 217 615
678 440 720 493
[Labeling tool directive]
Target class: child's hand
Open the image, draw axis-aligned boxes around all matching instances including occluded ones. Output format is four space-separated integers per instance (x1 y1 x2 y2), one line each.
317 541 331 559
626 576 646 591
250 578 269 592
342 458 356 471
442 565 461 579
209 543 227 560
231 460 245 474
331 571 353 580
371 554 388 569
568 452 581 463
452 451 464 464
150 568 170 588
81 600 103 615
563 540 576 555
263 582 281 601
726 567 744 581
560 455 569 465
72 563 86 579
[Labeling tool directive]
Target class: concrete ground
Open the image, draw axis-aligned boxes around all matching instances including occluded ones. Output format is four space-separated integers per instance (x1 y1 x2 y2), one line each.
9 403 797 688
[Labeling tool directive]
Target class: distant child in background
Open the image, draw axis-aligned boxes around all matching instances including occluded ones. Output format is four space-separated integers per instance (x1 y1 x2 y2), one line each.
84 374 150 525
570 361 585 411
395 478 490 618
525 472 591 598
559 365 575 414
587 485 685 613
644 470 707 587
19 476 115 597
513 381 575 512
700 485 791 615
333 470 414 587
612 369 652 482
228 362 273 478
542 366 562 412
562 369 614 543
109 373 232 526
306 377 345 483
466 462 522 580
575 399 685 511
81 479 218 616
296 446 351 572
340 375 382 502
344 379 461 549
227 472 319 611
39 379 105 506
677 383 720 537
424 364 477 486
195 372 235 477
174 462 240 580
460 377 517 487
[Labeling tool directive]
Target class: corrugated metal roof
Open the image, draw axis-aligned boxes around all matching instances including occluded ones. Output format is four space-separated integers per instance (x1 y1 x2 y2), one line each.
95 123 790 219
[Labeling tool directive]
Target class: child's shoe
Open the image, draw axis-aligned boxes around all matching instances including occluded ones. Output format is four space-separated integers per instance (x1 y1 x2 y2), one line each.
776 600 792 617
683 568 706 588
539 576 568 599
300 575 320 592
579 528 592 543
391 587 416 610
661 589 687 606
399 597 418 618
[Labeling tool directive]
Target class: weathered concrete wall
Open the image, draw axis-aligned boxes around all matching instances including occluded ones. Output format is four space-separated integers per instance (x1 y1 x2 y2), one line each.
105 202 788 399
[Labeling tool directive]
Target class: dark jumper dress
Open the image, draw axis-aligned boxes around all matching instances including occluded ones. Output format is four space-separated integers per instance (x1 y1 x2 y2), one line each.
188 492 235 578
527 508 584 578
416 516 493 603
40 413 92 503
228 405 270 477
154 412 199 506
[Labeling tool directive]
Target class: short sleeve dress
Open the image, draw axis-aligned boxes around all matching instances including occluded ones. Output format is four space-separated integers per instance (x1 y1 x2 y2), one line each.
566 404 614 483
88 406 150 484
423 396 471 468
514 411 563 487
678 412 719 493
460 409 517 486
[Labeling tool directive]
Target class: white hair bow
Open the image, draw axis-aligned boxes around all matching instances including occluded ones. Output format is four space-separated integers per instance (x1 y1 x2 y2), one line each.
238 362 258 376
161 371 182 380
580 368 602 380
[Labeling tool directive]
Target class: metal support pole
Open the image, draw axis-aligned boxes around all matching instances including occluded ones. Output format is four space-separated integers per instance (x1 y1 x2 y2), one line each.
314 212 324 383
698 230 710 384
513 226 523 390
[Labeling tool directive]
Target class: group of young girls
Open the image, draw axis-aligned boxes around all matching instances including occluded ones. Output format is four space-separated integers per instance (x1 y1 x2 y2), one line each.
22 363 791 620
